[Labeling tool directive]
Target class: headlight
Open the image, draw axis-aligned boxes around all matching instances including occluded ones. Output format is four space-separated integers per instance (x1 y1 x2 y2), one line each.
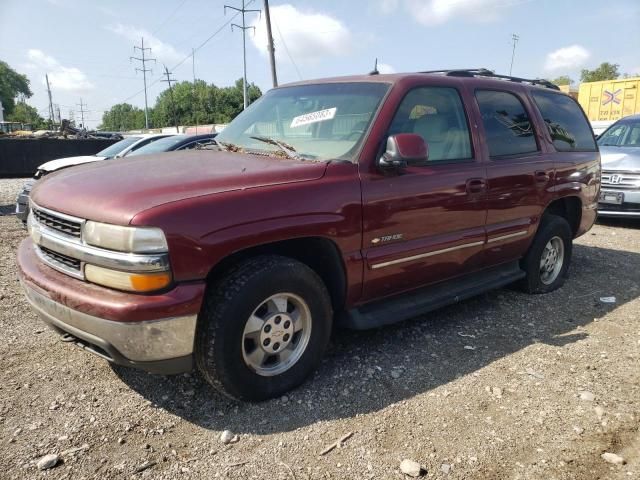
83 221 168 253
85 264 172 292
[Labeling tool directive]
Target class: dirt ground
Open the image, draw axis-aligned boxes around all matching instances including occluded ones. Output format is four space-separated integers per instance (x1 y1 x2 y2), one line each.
0 178 638 479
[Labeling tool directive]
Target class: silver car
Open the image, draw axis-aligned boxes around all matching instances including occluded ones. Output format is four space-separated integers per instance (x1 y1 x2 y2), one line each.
597 114 640 218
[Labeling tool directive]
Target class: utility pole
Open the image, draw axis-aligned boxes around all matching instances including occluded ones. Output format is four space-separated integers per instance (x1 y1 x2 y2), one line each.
225 1 261 109
161 65 180 133
509 33 519 76
76 98 88 129
264 0 278 87
45 74 55 129
130 37 156 129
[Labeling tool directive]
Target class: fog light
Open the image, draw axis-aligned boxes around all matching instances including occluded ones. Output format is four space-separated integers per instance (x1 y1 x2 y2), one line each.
85 264 171 292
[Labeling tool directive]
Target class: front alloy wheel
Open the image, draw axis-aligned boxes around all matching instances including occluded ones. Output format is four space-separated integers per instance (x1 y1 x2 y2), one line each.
242 293 312 376
195 255 332 401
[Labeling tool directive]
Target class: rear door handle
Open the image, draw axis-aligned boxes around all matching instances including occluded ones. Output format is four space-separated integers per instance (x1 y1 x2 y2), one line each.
466 178 487 194
535 170 550 183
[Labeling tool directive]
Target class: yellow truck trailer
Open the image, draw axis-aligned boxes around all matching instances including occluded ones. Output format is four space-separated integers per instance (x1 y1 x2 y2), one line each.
578 77 640 121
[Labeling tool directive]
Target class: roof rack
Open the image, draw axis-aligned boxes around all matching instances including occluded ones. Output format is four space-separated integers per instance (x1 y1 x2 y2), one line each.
419 68 560 91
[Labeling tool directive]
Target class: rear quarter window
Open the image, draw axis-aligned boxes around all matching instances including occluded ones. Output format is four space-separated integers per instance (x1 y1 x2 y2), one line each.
475 90 538 158
531 91 597 152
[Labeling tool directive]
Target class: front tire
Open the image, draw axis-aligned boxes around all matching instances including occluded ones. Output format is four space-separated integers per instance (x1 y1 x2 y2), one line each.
195 255 332 401
519 214 573 294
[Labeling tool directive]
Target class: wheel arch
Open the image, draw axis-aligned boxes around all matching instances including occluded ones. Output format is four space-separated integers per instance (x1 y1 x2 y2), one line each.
205 236 348 313
543 195 582 238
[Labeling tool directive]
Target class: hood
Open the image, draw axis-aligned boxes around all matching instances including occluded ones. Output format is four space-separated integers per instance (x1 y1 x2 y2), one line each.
31 150 328 225
600 146 640 172
39 155 107 172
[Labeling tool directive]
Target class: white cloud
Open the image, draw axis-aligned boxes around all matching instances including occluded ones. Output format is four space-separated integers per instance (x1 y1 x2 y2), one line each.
27 49 94 93
106 24 184 65
544 45 591 71
378 63 396 74
250 4 352 64
381 0 518 25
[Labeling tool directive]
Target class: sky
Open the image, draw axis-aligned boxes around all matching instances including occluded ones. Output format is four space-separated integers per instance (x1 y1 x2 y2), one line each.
1 0 639 129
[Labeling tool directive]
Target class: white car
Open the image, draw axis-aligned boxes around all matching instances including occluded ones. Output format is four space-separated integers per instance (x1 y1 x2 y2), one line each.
16 134 172 222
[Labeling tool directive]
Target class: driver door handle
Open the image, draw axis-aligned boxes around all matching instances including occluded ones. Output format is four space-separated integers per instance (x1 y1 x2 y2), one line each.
466 178 487 194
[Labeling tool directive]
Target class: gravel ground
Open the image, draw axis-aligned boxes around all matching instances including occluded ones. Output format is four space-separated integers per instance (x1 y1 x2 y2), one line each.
1 178 638 479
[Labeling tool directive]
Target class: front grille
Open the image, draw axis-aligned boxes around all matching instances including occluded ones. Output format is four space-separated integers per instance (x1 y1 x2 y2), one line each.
601 171 640 190
39 246 82 271
33 207 82 238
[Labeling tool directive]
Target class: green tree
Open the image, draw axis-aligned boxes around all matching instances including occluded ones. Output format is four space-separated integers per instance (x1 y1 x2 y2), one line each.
99 103 146 131
0 60 33 116
151 78 262 128
7 102 45 128
551 75 573 86
580 62 620 82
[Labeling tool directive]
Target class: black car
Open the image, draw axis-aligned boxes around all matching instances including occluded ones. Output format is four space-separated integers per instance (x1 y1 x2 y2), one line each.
126 133 217 157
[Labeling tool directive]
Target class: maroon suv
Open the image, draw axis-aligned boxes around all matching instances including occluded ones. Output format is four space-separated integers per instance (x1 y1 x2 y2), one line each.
17 69 600 401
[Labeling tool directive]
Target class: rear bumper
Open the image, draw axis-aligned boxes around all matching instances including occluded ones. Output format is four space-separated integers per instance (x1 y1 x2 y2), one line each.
17 238 206 374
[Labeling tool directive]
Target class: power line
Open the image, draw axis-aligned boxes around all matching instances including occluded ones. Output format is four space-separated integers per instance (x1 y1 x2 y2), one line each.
225 0 261 109
152 0 189 35
130 37 157 129
111 3 254 114
275 21 302 80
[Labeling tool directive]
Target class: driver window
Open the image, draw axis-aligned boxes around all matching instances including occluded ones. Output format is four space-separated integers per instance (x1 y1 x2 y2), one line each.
388 87 473 162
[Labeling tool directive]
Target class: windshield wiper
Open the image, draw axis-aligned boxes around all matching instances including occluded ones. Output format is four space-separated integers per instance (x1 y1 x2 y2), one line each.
217 141 244 152
250 135 304 160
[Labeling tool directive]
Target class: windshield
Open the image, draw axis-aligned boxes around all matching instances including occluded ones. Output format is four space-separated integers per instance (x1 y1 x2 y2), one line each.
597 119 640 147
127 135 186 156
95 136 141 157
215 82 390 161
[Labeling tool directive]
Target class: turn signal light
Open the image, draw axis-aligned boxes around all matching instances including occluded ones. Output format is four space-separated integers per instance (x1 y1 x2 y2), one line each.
85 264 171 292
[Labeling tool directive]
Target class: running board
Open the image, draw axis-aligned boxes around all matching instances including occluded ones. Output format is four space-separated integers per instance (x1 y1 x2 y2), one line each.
338 261 525 330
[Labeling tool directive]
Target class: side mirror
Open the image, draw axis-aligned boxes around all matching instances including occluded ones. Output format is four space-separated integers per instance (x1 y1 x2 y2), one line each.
379 133 428 170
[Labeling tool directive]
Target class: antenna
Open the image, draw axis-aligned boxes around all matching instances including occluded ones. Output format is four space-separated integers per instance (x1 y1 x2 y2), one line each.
369 58 379 75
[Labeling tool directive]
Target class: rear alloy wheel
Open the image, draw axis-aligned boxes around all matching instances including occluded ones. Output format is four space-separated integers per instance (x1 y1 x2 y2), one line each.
519 214 572 294
539 236 564 285
195 255 332 401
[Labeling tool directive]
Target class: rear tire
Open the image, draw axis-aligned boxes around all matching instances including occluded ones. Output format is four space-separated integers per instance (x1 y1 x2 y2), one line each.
518 214 572 294
195 255 332 401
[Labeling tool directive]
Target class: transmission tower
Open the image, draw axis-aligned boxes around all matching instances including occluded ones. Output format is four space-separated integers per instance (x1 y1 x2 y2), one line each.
130 37 156 129
76 98 89 128
509 33 520 76
225 1 261 109
161 65 179 133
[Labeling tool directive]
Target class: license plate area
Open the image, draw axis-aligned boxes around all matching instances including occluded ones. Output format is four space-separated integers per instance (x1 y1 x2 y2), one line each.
599 190 624 205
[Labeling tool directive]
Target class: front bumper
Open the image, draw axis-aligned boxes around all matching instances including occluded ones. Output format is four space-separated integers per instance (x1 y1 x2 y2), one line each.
598 188 640 218
17 238 206 374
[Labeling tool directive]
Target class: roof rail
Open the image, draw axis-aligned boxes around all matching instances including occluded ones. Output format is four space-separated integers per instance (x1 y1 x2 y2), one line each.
419 68 560 91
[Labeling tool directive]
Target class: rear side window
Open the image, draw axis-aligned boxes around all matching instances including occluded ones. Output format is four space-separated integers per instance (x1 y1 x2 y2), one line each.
475 90 538 158
532 91 597 151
